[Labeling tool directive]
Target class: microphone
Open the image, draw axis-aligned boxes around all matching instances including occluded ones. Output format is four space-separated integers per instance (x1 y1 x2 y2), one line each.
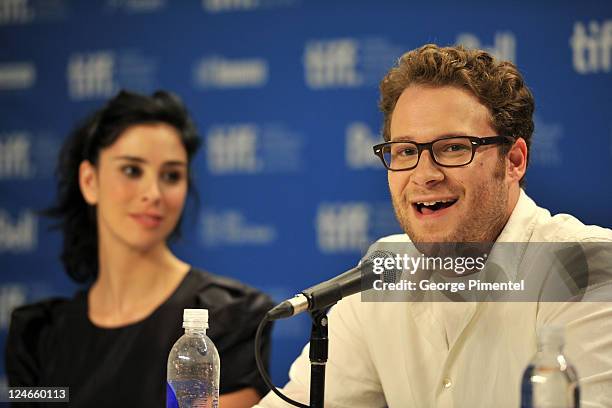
267 250 396 320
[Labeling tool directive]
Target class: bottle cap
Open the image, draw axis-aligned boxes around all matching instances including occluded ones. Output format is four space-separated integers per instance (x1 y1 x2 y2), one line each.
183 308 209 329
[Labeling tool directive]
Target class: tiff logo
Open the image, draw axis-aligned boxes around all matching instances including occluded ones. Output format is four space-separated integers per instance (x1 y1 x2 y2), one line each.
0 210 37 252
0 132 33 178
203 0 258 12
67 52 116 100
0 284 26 330
316 203 369 252
345 122 380 169
570 20 612 74
206 124 261 174
0 0 34 25
456 32 516 62
304 39 362 89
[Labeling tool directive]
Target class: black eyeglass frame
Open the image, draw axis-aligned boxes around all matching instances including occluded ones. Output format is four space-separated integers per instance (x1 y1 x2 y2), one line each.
372 135 516 171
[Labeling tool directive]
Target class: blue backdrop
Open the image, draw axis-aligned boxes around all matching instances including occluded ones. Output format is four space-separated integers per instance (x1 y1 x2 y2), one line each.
1 0 611 399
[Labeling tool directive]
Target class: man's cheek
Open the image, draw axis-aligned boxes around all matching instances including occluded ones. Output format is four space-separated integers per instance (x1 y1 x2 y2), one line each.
389 175 408 194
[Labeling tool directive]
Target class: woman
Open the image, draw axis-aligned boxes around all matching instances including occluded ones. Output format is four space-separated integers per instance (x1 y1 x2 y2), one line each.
5 90 273 407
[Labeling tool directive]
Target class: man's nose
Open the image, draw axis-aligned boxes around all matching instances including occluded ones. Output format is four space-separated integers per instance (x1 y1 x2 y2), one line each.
410 150 445 187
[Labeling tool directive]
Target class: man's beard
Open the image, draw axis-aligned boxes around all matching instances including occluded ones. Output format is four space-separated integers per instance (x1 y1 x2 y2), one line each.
391 160 510 244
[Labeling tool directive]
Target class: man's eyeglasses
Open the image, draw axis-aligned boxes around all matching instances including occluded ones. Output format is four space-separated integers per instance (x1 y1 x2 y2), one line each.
372 136 515 171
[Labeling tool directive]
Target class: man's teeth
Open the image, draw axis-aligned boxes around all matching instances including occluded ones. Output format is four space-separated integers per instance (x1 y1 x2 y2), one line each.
417 199 455 206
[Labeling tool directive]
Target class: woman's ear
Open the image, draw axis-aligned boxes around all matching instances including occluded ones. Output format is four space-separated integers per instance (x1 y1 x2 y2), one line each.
79 160 99 205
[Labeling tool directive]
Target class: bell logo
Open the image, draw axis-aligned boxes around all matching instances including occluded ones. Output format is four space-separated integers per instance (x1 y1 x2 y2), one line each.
456 32 516 63
194 56 268 89
531 116 563 167
200 210 276 246
345 122 380 169
0 62 35 90
202 0 258 12
570 20 612 74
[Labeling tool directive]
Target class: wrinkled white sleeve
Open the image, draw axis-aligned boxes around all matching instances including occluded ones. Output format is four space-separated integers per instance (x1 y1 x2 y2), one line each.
254 294 385 408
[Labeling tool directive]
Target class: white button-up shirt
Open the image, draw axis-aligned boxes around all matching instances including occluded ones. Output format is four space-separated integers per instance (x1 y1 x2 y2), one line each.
255 191 612 407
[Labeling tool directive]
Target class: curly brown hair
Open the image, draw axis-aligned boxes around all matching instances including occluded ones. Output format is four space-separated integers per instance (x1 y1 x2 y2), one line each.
379 44 534 181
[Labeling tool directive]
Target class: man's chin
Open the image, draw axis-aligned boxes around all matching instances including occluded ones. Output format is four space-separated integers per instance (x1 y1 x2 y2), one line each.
404 226 456 244
410 234 453 244
400 215 451 239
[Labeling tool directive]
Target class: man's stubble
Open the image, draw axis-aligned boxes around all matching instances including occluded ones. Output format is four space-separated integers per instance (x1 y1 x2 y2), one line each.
391 158 510 243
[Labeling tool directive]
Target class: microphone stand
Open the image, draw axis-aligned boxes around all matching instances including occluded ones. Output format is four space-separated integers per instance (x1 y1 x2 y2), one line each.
308 309 329 408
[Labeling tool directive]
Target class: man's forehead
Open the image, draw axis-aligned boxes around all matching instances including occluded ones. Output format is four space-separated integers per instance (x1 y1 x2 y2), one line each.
390 132 472 142
390 85 494 140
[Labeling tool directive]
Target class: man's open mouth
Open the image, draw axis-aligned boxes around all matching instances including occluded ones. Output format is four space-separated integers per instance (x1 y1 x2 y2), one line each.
413 199 458 215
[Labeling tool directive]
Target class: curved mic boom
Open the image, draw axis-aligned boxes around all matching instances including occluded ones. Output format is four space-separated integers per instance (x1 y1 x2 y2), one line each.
266 250 396 320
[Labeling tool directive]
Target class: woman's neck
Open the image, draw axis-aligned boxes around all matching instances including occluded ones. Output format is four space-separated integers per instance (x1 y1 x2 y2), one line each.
88 236 189 328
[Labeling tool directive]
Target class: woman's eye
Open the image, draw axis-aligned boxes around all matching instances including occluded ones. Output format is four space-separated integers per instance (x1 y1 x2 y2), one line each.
161 171 183 183
121 165 142 178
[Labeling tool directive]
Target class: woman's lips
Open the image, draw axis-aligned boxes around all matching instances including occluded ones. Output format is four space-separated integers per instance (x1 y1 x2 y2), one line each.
130 214 163 228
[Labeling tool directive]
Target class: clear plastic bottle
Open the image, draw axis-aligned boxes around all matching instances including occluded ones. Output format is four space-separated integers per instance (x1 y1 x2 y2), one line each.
167 309 220 408
521 325 580 408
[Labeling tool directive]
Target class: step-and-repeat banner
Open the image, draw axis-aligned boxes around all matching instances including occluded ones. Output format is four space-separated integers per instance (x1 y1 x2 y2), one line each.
1 0 611 394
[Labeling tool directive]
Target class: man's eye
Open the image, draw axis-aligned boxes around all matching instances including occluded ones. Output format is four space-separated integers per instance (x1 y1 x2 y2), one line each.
396 147 417 157
121 165 142 177
161 171 183 183
443 144 469 152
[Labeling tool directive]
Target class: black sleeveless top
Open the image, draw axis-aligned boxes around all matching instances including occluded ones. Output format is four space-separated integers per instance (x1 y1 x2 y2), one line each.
5 269 274 407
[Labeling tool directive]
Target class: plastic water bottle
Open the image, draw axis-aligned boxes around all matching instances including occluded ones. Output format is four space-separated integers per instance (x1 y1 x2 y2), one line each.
167 309 220 408
521 325 580 408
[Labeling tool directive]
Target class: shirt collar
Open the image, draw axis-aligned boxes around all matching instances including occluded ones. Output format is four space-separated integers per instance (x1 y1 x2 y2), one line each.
485 189 542 283
495 189 540 243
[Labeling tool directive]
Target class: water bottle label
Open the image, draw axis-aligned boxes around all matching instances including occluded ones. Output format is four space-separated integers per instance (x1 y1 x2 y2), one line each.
521 365 535 408
166 380 218 408
166 382 179 408
521 364 580 408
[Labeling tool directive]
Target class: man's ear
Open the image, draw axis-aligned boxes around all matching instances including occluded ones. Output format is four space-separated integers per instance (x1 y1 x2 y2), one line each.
79 160 99 205
506 137 527 183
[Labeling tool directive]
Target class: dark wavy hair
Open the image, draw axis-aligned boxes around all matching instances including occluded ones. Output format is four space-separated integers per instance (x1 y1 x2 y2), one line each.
380 44 534 186
44 90 202 283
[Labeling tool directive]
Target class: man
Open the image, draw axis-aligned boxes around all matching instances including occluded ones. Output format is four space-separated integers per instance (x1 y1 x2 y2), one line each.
256 44 612 407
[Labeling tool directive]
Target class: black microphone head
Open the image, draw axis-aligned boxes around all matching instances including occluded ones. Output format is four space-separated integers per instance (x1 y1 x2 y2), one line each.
363 250 400 284
301 249 404 313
